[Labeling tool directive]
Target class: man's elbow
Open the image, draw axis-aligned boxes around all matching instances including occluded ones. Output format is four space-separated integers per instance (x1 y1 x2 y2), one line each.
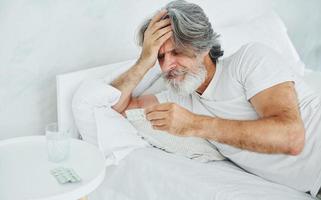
287 125 305 156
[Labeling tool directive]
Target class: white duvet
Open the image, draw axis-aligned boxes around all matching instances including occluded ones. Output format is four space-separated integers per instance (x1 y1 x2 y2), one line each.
87 70 321 200
89 148 314 200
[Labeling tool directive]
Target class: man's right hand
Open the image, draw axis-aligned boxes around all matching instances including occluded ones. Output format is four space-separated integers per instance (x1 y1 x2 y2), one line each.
111 10 172 113
138 10 172 69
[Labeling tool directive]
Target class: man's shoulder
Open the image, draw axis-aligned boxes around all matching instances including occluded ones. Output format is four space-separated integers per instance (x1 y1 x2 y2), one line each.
224 42 281 68
219 42 285 84
236 42 276 57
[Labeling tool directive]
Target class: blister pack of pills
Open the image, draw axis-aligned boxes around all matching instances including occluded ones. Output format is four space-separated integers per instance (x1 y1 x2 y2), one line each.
125 108 147 121
50 167 81 184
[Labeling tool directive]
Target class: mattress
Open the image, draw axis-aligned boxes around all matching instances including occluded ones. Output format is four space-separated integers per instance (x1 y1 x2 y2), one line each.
88 148 314 200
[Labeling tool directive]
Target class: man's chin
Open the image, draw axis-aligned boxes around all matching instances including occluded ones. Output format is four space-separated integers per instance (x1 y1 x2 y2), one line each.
163 64 206 97
166 82 196 97
162 72 204 96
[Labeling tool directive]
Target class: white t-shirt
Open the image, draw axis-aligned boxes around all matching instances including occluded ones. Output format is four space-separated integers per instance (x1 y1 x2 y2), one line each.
155 43 321 197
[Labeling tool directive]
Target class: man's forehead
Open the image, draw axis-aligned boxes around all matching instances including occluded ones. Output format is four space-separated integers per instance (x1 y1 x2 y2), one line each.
158 47 175 55
157 38 196 57
159 39 175 54
159 43 194 56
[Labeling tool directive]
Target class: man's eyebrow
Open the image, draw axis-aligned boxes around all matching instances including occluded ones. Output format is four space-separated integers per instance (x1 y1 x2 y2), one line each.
158 49 175 57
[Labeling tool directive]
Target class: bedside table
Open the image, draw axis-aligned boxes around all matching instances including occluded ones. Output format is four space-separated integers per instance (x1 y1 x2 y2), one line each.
0 136 106 200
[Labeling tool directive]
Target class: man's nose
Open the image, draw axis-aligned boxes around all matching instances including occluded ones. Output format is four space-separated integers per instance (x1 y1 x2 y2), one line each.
162 53 176 72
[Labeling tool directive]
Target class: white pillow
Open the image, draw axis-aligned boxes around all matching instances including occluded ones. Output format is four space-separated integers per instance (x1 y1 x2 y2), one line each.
94 106 149 165
126 109 225 162
217 12 305 75
72 59 162 164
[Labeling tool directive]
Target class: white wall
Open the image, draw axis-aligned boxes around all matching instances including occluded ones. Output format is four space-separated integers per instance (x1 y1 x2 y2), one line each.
0 0 148 139
272 0 321 71
0 0 320 140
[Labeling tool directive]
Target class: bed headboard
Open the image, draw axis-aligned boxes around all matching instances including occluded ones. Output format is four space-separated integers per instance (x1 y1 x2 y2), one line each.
56 66 107 139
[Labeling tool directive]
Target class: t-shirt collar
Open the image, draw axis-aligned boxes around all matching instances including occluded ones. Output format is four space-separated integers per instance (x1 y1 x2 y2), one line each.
194 59 222 100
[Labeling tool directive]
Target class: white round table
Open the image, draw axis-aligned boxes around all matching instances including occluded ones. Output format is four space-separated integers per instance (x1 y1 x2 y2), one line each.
0 136 106 200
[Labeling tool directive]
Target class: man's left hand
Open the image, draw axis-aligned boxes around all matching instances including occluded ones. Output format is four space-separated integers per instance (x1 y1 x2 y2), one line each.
145 103 197 136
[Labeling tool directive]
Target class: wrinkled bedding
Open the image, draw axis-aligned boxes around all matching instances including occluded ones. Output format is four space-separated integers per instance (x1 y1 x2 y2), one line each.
89 148 314 200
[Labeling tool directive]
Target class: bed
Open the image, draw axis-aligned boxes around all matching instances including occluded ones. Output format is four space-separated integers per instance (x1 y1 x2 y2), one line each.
56 61 321 200
55 1 321 199
88 148 315 200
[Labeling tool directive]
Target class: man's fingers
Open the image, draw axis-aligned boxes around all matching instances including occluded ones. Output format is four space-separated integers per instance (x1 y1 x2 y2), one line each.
145 103 173 114
151 18 171 34
152 124 168 131
156 31 173 47
153 25 172 40
146 111 167 121
148 10 168 29
150 119 167 126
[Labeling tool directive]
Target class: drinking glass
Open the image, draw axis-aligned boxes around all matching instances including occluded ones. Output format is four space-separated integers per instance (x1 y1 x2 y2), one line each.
46 122 70 162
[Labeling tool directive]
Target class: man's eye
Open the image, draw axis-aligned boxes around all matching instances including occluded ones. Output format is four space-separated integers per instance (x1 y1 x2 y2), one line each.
158 55 164 60
172 50 183 56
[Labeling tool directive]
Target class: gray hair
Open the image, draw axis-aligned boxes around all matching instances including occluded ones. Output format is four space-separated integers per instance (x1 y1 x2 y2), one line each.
137 0 223 59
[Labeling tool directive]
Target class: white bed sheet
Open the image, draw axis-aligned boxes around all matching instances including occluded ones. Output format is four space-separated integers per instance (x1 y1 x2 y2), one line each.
89 148 314 200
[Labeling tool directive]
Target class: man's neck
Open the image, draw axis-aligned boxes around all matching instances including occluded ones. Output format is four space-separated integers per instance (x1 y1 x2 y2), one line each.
196 53 216 95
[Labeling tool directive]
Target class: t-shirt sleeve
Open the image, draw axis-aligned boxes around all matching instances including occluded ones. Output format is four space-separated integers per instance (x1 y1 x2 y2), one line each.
235 43 297 100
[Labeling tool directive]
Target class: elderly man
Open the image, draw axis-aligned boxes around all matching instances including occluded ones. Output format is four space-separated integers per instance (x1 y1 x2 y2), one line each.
75 0 321 198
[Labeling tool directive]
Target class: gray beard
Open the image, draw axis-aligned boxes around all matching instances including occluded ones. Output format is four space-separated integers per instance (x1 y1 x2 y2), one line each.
162 64 207 97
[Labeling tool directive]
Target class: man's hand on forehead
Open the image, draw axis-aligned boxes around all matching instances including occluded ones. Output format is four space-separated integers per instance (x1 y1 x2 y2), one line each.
147 9 172 41
148 9 169 29
160 12 170 20
137 9 173 69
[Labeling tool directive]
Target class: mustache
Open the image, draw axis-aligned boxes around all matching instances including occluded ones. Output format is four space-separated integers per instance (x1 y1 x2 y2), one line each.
161 67 188 79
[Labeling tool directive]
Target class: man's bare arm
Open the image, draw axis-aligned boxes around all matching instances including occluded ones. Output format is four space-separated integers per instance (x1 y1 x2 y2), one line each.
120 95 159 116
111 10 172 113
194 81 305 155
145 82 304 155
111 62 151 113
